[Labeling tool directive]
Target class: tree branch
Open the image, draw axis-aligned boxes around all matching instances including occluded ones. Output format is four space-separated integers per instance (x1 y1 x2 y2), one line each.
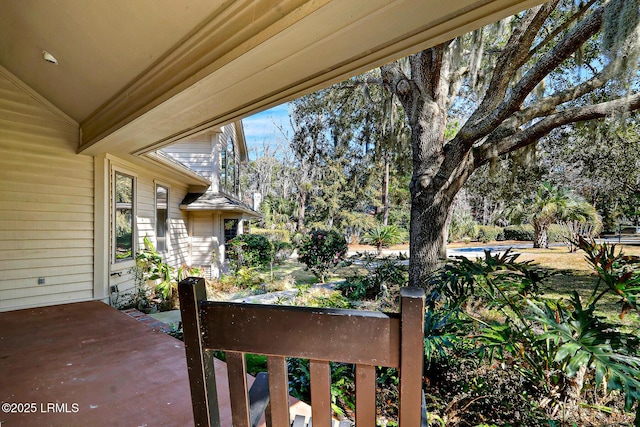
456 3 603 147
523 0 598 65
512 57 624 123
457 2 558 139
474 92 640 166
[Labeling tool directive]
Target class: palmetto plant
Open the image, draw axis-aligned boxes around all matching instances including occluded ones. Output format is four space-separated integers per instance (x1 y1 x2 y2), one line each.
506 182 600 248
362 224 405 255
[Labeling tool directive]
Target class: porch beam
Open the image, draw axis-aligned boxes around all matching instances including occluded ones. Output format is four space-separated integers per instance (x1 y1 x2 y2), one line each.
78 0 543 157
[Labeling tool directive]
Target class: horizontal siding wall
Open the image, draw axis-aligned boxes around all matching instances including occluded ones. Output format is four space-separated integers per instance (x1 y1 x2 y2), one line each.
191 213 217 267
160 139 212 181
109 166 191 297
0 70 94 311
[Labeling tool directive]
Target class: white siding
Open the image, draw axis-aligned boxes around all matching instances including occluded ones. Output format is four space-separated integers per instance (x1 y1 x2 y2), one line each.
160 139 213 181
106 162 192 297
0 70 94 311
191 213 217 267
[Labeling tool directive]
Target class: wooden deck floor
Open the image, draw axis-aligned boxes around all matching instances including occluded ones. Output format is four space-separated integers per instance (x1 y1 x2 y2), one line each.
0 301 312 427
0 301 195 426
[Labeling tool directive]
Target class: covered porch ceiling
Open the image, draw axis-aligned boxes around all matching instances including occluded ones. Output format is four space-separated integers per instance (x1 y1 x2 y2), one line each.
0 0 543 157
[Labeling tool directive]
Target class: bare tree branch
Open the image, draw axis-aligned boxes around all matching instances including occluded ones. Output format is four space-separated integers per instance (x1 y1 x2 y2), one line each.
516 61 620 122
457 2 558 139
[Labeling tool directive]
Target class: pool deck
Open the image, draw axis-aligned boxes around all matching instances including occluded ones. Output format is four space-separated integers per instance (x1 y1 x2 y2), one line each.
0 300 310 426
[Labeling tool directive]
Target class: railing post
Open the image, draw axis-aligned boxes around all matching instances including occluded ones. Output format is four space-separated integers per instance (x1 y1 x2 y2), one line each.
179 277 220 427
398 287 426 426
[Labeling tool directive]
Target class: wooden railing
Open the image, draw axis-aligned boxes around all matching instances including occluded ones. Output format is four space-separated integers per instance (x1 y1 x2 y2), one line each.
179 277 426 427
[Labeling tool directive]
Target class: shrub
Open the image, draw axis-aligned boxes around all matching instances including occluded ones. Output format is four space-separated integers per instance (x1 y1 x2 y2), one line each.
219 266 265 291
547 224 563 243
338 253 408 300
449 211 479 242
502 224 535 241
502 224 564 242
477 225 504 243
297 229 348 283
227 234 274 269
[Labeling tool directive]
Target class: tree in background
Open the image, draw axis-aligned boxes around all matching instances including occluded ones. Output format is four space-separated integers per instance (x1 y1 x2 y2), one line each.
289 72 411 239
541 117 640 231
379 0 640 287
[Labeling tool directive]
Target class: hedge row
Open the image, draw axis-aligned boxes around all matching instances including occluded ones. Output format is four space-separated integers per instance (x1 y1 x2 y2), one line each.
454 224 565 243
500 224 564 242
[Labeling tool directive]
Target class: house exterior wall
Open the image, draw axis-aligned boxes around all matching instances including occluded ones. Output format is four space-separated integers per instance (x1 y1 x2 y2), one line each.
96 155 194 304
190 212 218 268
161 123 252 279
161 131 219 191
0 68 94 311
0 68 205 311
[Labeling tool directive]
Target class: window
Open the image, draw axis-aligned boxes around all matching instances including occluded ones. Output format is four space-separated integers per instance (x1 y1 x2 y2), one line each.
221 135 237 195
220 144 227 190
114 172 134 262
156 185 168 252
224 219 239 260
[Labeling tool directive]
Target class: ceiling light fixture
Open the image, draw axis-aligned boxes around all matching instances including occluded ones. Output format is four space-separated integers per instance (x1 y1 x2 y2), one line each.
42 51 58 65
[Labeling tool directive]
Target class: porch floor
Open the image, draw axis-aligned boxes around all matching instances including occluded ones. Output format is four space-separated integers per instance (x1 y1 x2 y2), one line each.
0 301 312 427
0 301 195 426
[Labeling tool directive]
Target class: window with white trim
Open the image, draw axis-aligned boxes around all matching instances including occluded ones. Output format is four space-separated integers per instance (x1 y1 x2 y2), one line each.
114 172 135 262
156 184 169 252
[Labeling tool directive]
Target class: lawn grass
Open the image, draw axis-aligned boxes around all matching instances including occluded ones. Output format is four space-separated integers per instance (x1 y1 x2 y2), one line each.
514 244 640 332
216 242 640 331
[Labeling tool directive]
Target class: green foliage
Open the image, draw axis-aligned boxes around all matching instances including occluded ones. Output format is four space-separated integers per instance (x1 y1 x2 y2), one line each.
423 309 466 368
448 210 479 242
427 241 640 420
247 228 293 264
547 224 567 243
296 229 348 283
251 227 291 242
220 266 265 291
134 236 201 307
477 225 505 243
502 224 564 242
529 294 640 411
361 224 406 254
506 182 600 248
273 241 294 264
287 359 356 419
227 234 274 270
503 224 535 241
294 288 353 309
338 253 408 300
577 237 640 318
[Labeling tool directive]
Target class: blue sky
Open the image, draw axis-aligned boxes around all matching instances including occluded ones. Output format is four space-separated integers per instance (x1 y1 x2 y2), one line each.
241 103 293 159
